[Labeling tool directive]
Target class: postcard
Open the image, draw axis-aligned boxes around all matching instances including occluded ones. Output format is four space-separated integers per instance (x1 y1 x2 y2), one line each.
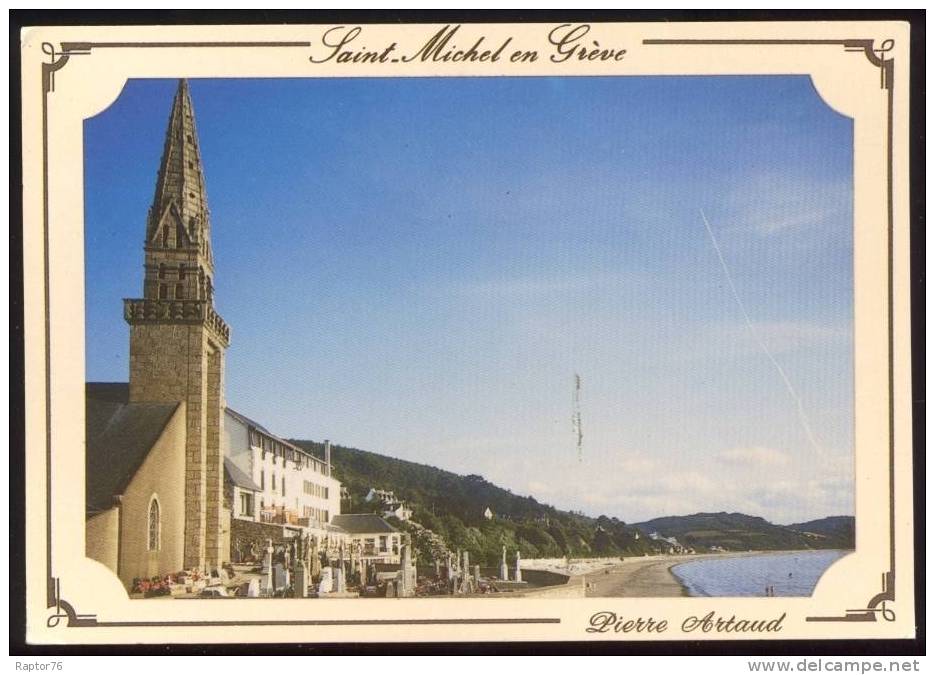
19 19 915 645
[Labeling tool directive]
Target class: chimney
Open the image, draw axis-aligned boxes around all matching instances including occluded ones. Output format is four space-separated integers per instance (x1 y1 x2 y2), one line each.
324 440 331 477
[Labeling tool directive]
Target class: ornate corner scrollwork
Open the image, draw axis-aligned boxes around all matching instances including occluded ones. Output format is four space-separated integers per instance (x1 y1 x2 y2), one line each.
806 572 896 623
642 37 896 90
41 42 91 94
47 578 97 628
843 38 895 89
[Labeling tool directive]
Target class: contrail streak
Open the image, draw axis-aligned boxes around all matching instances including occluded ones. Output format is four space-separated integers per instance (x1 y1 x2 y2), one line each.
700 209 823 456
572 373 583 462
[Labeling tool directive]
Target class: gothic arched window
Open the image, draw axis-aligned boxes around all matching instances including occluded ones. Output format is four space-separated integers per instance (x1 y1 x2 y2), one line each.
158 264 166 280
178 264 186 280
158 284 167 300
148 497 161 551
175 284 184 299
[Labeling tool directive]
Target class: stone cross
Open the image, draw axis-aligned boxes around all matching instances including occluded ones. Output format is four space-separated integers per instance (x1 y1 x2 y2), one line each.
310 536 321 578
398 544 415 597
265 539 274 595
318 566 332 595
460 550 473 594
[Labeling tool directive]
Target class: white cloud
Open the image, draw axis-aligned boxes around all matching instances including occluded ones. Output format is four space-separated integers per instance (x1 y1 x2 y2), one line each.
389 430 853 525
512 448 853 524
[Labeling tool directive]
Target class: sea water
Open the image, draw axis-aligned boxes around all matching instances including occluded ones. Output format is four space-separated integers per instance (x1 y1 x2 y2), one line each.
671 550 850 597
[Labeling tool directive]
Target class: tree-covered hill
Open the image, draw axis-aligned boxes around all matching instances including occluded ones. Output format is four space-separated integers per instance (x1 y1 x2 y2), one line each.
635 512 855 551
786 516 855 549
291 440 658 565
291 440 855 563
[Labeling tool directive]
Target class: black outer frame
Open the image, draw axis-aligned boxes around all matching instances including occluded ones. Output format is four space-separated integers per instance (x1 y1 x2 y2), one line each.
8 7 925 657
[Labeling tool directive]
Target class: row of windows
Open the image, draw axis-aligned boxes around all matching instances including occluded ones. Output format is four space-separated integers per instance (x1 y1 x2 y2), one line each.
260 470 286 497
158 283 186 300
303 480 329 499
251 430 327 472
302 506 330 523
157 263 188 280
362 535 394 554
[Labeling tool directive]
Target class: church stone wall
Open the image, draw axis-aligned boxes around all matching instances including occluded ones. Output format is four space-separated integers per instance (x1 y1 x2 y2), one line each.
118 403 187 589
121 80 229 578
128 323 201 404
204 345 225 568
128 322 227 572
86 508 119 574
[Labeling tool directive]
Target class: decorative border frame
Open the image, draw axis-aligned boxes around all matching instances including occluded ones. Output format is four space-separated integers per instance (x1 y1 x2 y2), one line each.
35 32 899 633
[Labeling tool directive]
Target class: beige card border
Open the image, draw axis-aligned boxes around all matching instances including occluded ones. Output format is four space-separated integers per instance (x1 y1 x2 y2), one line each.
22 21 913 644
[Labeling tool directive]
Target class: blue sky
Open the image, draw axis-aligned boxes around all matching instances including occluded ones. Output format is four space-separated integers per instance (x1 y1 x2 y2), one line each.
84 76 854 524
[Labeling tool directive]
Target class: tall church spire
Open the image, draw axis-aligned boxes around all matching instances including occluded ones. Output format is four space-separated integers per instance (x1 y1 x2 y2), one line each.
124 78 230 572
147 79 213 266
137 79 219 308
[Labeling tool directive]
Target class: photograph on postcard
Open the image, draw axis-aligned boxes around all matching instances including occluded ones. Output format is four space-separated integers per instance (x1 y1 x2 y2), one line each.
20 21 914 644
82 74 855 602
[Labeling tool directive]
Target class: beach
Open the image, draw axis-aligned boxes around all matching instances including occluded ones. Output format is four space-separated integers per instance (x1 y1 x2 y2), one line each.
523 552 776 597
582 557 690 597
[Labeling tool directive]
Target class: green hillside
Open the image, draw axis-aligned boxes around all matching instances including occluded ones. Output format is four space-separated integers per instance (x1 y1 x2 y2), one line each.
635 512 855 551
786 516 855 549
290 440 659 565
291 441 854 563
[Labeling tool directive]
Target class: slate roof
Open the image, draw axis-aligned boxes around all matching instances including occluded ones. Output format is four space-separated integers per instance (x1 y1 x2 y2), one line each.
225 407 273 437
86 383 180 515
226 407 327 465
330 514 398 534
224 457 261 492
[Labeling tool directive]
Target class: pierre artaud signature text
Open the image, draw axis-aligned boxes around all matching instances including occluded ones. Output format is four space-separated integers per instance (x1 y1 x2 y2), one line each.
587 611 787 635
309 24 627 66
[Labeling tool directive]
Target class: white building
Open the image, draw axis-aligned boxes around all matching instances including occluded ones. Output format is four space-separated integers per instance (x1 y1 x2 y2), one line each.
648 531 684 553
331 514 401 565
365 487 396 503
225 408 341 541
382 502 413 522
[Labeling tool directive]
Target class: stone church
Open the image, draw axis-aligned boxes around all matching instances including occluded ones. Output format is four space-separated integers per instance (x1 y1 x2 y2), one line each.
85 79 232 587
85 80 392 593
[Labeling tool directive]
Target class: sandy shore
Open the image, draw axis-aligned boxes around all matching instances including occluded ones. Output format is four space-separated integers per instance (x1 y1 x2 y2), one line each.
526 552 773 598
581 555 693 597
